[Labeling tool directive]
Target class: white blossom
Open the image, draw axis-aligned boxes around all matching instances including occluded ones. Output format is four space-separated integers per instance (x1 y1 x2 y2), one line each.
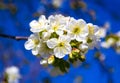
30 15 49 33
24 33 40 55
87 23 102 48
47 14 69 36
101 38 115 48
38 41 53 59
47 36 71 58
67 18 88 43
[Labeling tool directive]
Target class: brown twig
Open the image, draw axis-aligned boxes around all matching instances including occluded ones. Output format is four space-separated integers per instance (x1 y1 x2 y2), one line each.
95 48 113 83
0 34 28 41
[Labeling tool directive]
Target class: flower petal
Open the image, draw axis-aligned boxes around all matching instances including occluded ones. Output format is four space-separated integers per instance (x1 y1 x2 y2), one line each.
56 29 63 35
79 44 88 50
47 38 58 49
29 20 38 28
78 19 86 28
64 43 72 54
59 35 71 43
32 47 39 55
54 47 66 58
38 15 46 22
76 35 86 43
24 39 34 50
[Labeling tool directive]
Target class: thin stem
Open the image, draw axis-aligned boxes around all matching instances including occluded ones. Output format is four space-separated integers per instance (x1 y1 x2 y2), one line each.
0 34 28 41
95 48 113 83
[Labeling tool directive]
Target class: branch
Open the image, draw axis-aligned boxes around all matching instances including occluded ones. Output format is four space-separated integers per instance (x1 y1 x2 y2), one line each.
95 48 113 83
98 56 113 83
0 34 28 41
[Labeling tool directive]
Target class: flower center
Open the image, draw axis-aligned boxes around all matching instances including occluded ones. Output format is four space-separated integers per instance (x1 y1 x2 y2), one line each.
73 26 81 34
58 42 65 47
53 25 59 31
33 39 39 45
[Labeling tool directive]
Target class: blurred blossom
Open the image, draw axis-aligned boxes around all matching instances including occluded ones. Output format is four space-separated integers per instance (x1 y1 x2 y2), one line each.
103 22 110 30
50 67 64 76
116 31 120 37
116 48 120 54
116 32 120 42
100 30 120 54
5 66 21 83
99 54 106 61
88 10 96 21
99 22 110 38
72 59 82 67
52 0 63 8
70 0 86 9
73 76 82 83
116 40 120 46
98 28 107 38
116 32 120 53
101 38 115 48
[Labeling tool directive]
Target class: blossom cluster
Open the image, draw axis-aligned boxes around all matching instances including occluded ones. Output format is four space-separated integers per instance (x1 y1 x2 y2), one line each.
25 14 104 65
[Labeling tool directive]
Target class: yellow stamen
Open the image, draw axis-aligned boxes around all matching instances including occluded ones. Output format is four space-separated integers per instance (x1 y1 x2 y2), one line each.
73 26 81 34
33 40 39 45
52 24 59 31
58 42 65 47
